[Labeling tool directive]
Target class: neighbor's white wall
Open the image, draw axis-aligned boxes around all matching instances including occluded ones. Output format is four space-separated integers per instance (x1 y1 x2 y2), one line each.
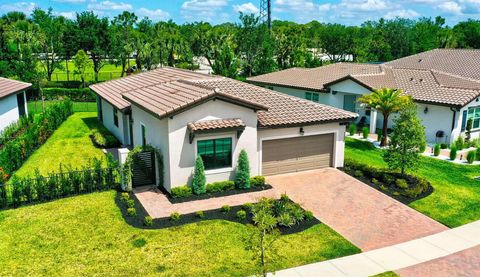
100 98 126 145
257 122 347 173
0 92 26 133
131 104 171 189
168 99 258 190
414 103 453 144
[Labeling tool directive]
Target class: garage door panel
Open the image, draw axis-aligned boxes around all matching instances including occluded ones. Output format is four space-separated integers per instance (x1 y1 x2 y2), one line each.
262 134 334 176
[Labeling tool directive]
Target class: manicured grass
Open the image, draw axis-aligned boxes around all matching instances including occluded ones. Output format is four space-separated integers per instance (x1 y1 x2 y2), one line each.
12 112 105 178
345 138 480 227
41 61 130 82
28 101 97 114
0 191 360 276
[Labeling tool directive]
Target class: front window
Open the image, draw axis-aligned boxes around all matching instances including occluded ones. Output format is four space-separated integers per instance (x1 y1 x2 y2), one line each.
305 92 319 102
197 138 232 170
467 107 480 130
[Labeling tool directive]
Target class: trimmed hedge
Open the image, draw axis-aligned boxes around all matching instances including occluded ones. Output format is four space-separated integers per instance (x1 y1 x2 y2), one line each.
0 99 73 176
90 127 121 148
42 88 96 102
206 181 235 193
171 185 193 198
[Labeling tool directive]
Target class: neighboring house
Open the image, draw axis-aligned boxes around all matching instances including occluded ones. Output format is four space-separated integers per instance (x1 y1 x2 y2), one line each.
90 67 356 191
0 77 31 133
248 49 480 144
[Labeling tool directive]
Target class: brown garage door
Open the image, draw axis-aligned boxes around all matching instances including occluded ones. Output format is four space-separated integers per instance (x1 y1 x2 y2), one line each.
262 134 334 176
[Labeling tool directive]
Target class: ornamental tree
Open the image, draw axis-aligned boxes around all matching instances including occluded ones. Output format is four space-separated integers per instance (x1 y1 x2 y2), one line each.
192 155 206 194
235 150 251 189
383 100 426 176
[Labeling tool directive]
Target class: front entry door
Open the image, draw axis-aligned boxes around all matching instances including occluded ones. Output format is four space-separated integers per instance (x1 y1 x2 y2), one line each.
343 95 357 112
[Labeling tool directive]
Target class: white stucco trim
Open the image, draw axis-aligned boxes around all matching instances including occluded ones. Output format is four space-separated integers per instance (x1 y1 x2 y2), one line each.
193 133 237 175
257 129 339 176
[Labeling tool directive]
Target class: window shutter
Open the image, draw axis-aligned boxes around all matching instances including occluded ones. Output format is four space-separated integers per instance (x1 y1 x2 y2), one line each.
461 110 468 131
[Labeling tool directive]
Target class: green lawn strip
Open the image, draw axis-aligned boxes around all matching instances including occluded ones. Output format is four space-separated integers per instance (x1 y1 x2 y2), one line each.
11 112 106 178
40 61 130 82
28 100 97 114
0 191 360 276
345 138 480 227
370 272 399 277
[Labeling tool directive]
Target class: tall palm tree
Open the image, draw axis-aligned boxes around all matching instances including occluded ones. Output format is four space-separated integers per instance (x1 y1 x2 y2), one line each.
358 88 410 146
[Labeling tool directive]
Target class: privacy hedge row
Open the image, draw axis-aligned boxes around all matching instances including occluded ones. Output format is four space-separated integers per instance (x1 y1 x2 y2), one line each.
0 159 120 209
0 116 32 147
42 88 96 102
0 99 73 176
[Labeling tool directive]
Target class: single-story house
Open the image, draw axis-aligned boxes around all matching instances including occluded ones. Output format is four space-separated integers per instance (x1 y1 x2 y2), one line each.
0 77 31 133
247 49 480 144
90 67 357 191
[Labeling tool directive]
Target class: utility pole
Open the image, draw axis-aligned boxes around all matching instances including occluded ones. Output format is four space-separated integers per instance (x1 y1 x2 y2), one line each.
260 0 272 31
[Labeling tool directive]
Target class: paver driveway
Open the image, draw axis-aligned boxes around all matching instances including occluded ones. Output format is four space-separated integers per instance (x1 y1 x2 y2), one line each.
267 168 448 251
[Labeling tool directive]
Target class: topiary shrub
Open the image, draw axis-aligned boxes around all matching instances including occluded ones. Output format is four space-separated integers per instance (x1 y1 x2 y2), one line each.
221 205 231 213
348 123 356 136
250 176 266 187
171 185 193 198
170 212 181 221
144 216 153 226
362 127 369 139
455 136 465 150
467 150 476 164
450 146 457 161
434 144 441 156
236 210 247 220
127 207 136 217
235 150 251 189
192 156 206 195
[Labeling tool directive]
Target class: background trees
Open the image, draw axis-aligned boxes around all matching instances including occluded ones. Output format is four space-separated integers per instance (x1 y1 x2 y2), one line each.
1 8 479 84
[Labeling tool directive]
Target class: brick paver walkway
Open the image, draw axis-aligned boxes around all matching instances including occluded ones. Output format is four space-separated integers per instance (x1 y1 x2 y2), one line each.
267 168 448 251
133 186 280 218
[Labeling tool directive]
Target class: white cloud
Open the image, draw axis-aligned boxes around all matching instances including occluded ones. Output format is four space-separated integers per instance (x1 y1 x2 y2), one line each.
233 2 259 14
337 0 390 12
87 1 132 11
181 0 229 21
136 8 170 20
53 0 86 3
56 11 76 19
0 2 37 14
384 9 420 19
274 0 317 12
438 1 463 14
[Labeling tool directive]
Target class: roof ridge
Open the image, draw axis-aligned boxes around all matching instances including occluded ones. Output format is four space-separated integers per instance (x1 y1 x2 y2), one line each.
431 69 480 84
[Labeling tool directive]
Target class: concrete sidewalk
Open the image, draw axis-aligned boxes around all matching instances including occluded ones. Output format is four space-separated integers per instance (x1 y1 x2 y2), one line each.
270 220 480 277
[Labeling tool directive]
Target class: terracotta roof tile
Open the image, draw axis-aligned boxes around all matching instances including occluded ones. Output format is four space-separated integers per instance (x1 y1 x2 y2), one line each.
0 77 31 99
188 118 245 132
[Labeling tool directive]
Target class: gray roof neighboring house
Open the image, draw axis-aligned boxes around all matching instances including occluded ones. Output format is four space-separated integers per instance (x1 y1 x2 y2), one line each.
90 67 357 128
247 49 480 108
0 77 31 99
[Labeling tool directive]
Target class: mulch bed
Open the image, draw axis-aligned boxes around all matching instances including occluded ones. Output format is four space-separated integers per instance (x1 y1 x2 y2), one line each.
340 168 433 205
160 184 274 204
116 192 320 234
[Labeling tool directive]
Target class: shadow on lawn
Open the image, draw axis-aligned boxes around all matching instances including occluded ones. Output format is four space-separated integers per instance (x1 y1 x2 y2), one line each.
81 116 103 131
345 138 376 151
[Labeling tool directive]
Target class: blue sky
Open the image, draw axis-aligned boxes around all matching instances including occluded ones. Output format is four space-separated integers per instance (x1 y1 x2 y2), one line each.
0 0 479 25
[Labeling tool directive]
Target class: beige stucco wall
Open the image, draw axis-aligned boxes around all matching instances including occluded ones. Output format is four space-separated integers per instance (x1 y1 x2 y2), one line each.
257 122 347 172
167 99 259 189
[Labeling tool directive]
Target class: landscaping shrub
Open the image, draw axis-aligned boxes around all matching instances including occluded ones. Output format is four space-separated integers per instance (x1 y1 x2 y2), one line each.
348 123 356 136
371 178 380 185
455 136 465 150
304 211 314 220
144 216 153 226
286 202 305 224
242 202 254 212
236 210 247 220
126 199 135 208
206 181 235 193
477 148 480 161
466 150 476 164
0 167 8 184
195 211 205 219
42 88 96 102
235 150 251 189
440 143 448 149
353 170 363 177
0 99 73 176
433 144 441 156
250 176 266 187
127 208 136 217
170 185 193 198
91 127 120 148
192 156 206 194
362 127 369 139
377 129 383 142
120 192 130 202
277 213 294 227
170 212 181 221
395 179 408 189
450 146 457 161
221 205 231 213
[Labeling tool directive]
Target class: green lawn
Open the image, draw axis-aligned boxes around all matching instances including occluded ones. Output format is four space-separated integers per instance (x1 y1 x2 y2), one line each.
0 191 360 276
345 138 480 227
40 61 131 82
12 112 106 178
28 100 97 114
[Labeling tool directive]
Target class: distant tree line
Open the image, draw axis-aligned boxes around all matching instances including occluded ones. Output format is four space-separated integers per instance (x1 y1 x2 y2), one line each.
1 8 479 86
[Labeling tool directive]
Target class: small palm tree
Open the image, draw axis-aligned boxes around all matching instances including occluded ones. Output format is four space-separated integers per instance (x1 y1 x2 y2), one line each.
358 88 410 146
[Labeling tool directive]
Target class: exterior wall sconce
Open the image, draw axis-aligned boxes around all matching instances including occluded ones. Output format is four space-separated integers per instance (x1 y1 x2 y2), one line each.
424 106 429 114
299 127 305 135
332 90 338 95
